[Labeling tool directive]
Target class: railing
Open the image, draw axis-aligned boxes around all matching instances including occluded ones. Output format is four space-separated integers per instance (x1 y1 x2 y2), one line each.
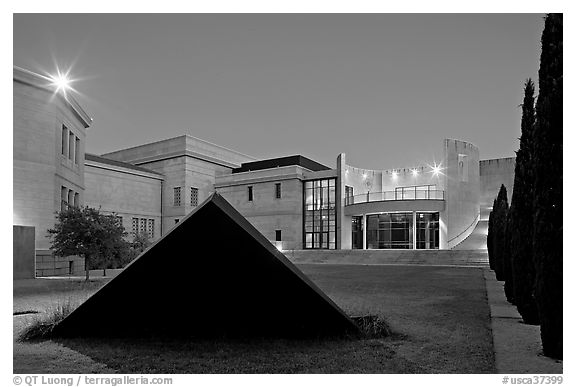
345 189 445 206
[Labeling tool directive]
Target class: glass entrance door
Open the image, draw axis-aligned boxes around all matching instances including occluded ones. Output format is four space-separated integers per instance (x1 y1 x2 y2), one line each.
416 212 439 249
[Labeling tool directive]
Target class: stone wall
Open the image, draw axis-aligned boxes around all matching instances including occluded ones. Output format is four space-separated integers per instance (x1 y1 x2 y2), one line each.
13 225 35 279
35 250 85 277
216 166 305 250
84 160 162 241
479 157 516 208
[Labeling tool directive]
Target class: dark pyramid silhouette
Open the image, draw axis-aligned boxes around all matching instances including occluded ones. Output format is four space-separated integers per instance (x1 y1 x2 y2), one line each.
53 192 359 338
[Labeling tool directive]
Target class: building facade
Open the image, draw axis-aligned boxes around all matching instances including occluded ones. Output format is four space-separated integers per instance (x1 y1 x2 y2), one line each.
13 67 91 275
14 67 516 276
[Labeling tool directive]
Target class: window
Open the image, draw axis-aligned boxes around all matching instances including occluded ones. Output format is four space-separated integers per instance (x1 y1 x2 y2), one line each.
458 154 469 182
67 190 74 207
173 187 181 206
275 230 282 242
352 216 363 249
190 187 198 207
132 217 154 238
75 137 80 164
275 183 281 199
366 212 413 249
132 218 138 236
303 179 337 249
147 219 155 238
61 125 68 156
74 192 79 207
248 186 253 202
61 186 67 211
345 186 354 205
115 216 123 227
416 212 439 249
174 219 180 224
68 131 75 162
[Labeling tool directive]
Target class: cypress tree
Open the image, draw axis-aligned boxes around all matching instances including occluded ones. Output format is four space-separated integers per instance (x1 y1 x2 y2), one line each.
532 13 563 359
510 79 539 324
503 211 515 304
492 185 509 281
487 202 496 271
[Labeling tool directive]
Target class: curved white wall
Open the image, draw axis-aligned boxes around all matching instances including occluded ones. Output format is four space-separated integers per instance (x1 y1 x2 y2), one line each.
442 139 480 249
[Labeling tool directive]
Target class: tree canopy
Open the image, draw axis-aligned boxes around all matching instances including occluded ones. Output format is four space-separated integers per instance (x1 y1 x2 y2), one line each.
48 206 129 280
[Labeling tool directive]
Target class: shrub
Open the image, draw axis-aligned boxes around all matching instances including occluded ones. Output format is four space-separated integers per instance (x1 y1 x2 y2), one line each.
19 300 76 342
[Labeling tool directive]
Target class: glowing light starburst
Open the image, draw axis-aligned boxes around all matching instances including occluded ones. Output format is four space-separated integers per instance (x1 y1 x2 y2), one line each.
48 66 78 99
428 162 445 177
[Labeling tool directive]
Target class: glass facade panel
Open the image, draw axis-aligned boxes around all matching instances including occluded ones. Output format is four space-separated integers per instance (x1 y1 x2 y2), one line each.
366 212 413 249
303 178 337 249
352 216 363 249
416 212 439 249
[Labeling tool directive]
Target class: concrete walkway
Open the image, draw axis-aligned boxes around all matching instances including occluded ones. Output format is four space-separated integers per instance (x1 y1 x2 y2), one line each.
484 269 562 374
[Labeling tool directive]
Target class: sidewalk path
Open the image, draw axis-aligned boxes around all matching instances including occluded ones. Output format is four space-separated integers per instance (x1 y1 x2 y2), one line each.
484 269 562 374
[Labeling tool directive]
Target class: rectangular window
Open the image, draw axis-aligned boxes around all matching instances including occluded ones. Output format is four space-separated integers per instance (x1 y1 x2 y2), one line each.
115 216 123 227
147 219 155 239
275 230 282 242
139 218 147 235
352 216 363 249
75 137 80 164
132 218 138 236
173 187 181 206
61 186 67 211
74 192 79 207
345 186 354 205
458 154 469 182
190 187 198 207
366 212 413 249
416 212 439 249
248 186 253 202
275 183 281 199
303 178 337 249
67 190 74 207
69 131 75 162
61 125 68 156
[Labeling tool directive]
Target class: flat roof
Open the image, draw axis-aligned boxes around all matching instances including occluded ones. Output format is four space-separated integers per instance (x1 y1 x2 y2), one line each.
233 155 331 173
85 153 163 176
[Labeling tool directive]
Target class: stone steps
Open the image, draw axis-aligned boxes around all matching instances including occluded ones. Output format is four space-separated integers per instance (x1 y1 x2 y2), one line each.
285 249 488 267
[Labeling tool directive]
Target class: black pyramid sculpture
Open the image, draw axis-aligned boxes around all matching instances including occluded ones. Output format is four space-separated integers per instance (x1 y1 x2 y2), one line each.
53 192 359 338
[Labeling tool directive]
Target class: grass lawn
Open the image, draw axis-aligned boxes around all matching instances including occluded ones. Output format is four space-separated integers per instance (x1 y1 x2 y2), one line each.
13 265 495 373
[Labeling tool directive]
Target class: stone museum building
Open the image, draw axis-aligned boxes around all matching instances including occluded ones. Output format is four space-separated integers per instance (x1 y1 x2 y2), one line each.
13 66 515 276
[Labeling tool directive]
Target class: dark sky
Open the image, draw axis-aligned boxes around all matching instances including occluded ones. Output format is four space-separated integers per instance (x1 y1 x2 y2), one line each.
13 13 544 169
